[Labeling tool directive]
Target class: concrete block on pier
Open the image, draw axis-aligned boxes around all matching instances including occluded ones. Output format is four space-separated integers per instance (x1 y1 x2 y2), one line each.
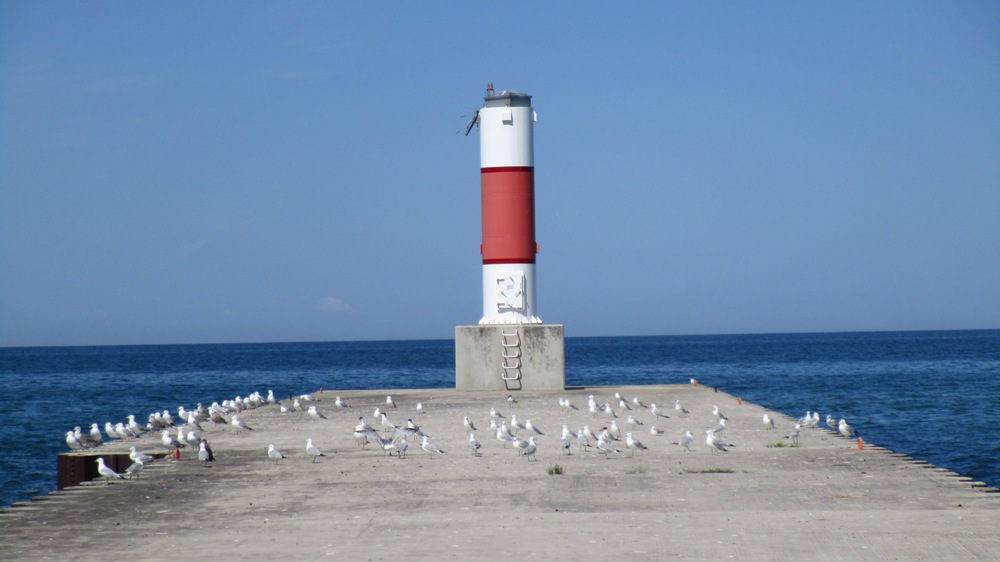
455 324 565 391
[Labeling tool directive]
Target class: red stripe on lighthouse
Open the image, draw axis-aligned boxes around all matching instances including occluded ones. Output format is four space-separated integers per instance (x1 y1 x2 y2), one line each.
481 166 536 264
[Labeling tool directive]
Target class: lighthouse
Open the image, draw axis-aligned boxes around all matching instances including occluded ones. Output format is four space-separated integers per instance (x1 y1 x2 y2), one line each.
476 86 540 324
456 85 565 392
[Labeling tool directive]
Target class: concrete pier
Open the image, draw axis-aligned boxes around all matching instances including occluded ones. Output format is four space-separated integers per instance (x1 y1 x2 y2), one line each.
2 385 998 561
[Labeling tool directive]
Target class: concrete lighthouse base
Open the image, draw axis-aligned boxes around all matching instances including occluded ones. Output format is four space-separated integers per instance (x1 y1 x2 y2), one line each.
455 325 565 391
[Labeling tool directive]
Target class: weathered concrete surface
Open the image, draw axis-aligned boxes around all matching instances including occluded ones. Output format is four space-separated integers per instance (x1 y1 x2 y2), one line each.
455 324 565 391
2 385 998 561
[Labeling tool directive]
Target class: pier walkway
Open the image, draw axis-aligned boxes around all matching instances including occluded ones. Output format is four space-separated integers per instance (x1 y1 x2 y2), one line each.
2 385 998 560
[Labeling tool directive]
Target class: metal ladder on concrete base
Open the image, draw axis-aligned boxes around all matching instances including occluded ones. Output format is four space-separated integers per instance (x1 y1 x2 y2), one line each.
500 328 522 391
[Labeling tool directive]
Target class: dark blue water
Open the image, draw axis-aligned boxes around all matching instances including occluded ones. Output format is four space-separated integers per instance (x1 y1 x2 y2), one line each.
1 330 997 507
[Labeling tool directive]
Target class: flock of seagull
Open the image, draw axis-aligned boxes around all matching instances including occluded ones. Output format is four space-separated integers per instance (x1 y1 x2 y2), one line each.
65 387 863 483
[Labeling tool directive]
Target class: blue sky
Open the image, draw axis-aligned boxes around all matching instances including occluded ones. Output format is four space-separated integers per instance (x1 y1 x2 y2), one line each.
1 2 998 347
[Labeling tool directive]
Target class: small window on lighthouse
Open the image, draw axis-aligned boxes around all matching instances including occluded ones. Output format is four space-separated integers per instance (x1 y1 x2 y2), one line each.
501 109 513 124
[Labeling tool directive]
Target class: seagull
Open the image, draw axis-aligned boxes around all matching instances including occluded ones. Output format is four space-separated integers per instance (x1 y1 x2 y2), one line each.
522 436 538 461
576 430 591 451
649 403 670 419
307 406 328 421
560 434 573 455
231 414 253 434
386 395 397 408
510 414 526 433
292 398 302 411
710 418 727 434
582 425 600 445
588 401 600 417
838 419 857 438
489 406 505 420
609 420 623 439
266 390 277 404
306 438 326 462
826 415 838 431
88 423 103 445
129 447 153 464
649 425 665 436
712 405 728 421
525 419 544 435
603 403 618 418
210 410 228 428
415 402 425 414
335 396 350 408
596 437 620 457
66 431 84 451
809 412 821 427
625 432 648 457
560 397 580 411
705 429 728 454
162 429 182 452
96 457 124 484
797 411 813 425
104 422 121 441
632 397 647 409
678 430 694 451
389 436 407 458
468 432 482 456
185 430 202 448
463 416 477 433
507 394 518 408
763 413 775 430
267 444 285 464
627 414 644 427
124 459 144 479
786 423 801 444
674 399 690 417
186 412 204 432
618 398 632 411
198 440 215 462
561 424 578 440
380 413 397 433
421 435 444 457
496 426 516 448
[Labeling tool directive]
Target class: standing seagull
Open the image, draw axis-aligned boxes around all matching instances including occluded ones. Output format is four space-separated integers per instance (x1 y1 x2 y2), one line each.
386 395 397 409
335 396 350 408
677 430 694 451
305 438 326 462
421 435 445 457
762 413 775 430
95 457 124 484
674 399 690 417
198 440 215 462
712 405 728 421
838 419 857 438
267 444 285 464
231 414 253 434
468 432 482 457
705 430 728 454
307 406 328 421
786 423 801 444
625 432 648 457
463 416 477 434
649 403 671 420
124 459 144 480
522 436 538 461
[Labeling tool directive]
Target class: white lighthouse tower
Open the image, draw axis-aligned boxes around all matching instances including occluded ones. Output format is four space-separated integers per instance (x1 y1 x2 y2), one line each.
455 85 565 392
476 87 540 324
